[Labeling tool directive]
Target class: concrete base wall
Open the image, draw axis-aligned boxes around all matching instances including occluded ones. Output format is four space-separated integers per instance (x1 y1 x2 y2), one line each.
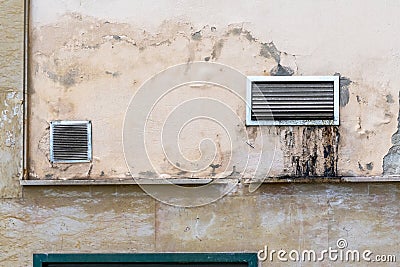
1 184 399 266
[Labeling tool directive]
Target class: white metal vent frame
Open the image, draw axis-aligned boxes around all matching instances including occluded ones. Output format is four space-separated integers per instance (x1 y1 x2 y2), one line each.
49 120 92 163
246 76 340 126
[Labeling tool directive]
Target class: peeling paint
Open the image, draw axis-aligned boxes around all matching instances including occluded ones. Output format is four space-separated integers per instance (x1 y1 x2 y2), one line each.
366 162 374 170
386 94 395 103
383 92 400 174
260 42 280 63
46 69 80 88
211 39 224 60
334 72 352 107
270 64 294 76
225 26 256 42
105 71 121 78
191 30 202 40
0 88 23 197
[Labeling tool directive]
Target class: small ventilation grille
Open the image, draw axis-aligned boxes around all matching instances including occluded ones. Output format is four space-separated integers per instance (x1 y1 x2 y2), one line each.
246 76 339 125
50 121 92 163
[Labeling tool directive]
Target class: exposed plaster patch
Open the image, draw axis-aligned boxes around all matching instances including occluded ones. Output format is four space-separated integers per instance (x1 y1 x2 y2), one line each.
225 25 257 42
5 131 15 147
270 64 294 76
260 42 280 63
211 39 224 60
191 30 202 40
366 162 374 170
259 42 298 76
150 39 172 47
38 126 50 162
46 69 80 88
105 71 121 78
386 94 395 103
0 92 22 132
103 34 136 46
280 52 298 74
357 161 375 174
0 88 23 196
244 31 256 42
383 92 400 175
44 174 53 179
228 27 242 36
334 72 352 107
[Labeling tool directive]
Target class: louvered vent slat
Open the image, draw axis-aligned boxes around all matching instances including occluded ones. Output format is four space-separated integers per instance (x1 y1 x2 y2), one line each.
246 76 339 125
50 121 92 163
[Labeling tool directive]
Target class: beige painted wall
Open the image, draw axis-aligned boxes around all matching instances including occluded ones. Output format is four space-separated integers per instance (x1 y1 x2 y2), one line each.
28 0 400 180
1 1 400 267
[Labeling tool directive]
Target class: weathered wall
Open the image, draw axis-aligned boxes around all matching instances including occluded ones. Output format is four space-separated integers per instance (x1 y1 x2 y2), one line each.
0 0 24 197
1 1 400 267
28 0 400 180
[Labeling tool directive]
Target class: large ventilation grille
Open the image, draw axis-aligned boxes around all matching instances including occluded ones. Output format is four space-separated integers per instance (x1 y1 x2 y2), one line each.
50 121 92 163
246 76 339 125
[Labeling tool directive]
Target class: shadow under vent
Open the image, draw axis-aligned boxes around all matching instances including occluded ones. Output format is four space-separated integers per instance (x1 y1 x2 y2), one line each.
50 121 92 163
246 76 339 125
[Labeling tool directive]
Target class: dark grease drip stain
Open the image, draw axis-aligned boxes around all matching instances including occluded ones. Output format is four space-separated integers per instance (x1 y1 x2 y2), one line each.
322 127 339 177
282 126 339 177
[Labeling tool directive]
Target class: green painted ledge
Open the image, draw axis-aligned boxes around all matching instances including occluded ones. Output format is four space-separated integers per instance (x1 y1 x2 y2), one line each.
33 253 258 267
